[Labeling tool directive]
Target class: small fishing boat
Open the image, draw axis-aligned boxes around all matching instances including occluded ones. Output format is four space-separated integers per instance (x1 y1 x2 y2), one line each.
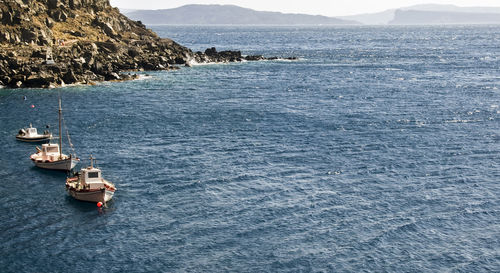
30 143 79 170
16 124 52 142
30 98 79 171
66 156 116 204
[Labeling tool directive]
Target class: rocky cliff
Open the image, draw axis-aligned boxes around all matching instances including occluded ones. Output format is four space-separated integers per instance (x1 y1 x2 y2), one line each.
0 0 279 88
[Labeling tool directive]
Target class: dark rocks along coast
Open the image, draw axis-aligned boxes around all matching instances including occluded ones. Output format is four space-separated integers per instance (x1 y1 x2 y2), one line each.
0 0 294 88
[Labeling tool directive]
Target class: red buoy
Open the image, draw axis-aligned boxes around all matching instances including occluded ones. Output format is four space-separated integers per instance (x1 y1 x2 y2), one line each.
31 104 35 108
97 202 103 208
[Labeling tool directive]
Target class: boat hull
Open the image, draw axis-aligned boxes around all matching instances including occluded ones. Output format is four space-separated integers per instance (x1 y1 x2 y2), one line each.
16 135 52 143
32 157 79 171
67 188 114 203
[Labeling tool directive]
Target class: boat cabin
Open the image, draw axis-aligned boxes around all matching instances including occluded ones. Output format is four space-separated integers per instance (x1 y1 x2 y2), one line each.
18 125 38 137
26 127 38 136
34 143 61 162
41 143 60 155
80 167 104 190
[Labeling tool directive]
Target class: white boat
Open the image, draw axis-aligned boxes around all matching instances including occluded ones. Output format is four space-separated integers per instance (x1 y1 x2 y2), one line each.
16 124 52 142
66 156 116 204
30 98 79 171
30 143 79 170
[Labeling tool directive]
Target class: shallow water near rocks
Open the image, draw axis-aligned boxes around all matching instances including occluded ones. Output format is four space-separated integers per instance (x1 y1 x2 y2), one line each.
0 25 499 272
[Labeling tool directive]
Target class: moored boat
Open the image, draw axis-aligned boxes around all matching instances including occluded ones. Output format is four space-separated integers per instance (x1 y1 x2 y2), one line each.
16 124 52 142
30 143 79 170
30 98 79 171
66 156 116 204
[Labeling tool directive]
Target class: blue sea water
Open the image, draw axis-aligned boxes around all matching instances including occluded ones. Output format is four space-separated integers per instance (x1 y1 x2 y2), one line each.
0 25 499 272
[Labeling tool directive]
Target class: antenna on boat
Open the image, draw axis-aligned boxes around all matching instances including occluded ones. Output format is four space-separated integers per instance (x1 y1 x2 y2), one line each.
90 154 94 169
58 96 63 160
62 112 76 157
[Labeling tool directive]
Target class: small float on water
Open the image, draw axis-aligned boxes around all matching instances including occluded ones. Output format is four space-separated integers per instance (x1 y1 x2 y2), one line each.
66 155 116 204
16 124 52 143
30 98 79 171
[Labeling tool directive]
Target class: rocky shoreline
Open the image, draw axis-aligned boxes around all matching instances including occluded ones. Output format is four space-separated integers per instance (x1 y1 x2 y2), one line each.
0 0 296 89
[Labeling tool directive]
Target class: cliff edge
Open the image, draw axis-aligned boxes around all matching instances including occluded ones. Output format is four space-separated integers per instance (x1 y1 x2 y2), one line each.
0 0 273 88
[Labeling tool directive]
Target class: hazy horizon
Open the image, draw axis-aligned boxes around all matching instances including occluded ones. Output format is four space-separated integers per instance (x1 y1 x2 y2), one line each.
110 0 500 17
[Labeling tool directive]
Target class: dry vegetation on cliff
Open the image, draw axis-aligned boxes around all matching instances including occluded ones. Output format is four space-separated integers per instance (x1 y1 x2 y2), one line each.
0 0 194 88
0 0 291 88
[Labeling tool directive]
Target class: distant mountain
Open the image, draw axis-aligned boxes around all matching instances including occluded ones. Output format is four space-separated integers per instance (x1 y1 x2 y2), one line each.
400 4 500 13
340 4 500 25
339 9 395 25
389 9 500 25
125 4 360 25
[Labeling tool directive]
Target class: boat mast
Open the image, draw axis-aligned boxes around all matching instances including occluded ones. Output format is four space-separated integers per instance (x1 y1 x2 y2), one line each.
58 98 62 160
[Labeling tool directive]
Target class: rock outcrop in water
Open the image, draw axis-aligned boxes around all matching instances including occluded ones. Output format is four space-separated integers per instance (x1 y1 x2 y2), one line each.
0 0 290 88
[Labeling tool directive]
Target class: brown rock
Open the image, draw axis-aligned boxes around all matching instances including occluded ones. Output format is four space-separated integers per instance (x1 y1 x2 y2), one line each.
47 0 62 9
63 70 78 84
45 17 54 28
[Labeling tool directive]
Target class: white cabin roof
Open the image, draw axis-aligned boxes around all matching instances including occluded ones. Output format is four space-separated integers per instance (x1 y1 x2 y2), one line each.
81 167 103 186
82 166 100 173
41 143 59 154
42 143 59 148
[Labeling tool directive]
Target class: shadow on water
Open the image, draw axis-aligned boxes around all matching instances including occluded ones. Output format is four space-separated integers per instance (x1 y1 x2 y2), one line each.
65 196 97 212
64 195 116 215
29 166 74 180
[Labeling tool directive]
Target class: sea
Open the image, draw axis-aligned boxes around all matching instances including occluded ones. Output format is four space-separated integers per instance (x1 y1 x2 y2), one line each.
0 25 499 272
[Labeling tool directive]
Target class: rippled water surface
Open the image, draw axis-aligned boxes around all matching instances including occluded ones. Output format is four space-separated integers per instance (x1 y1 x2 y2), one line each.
1 26 499 272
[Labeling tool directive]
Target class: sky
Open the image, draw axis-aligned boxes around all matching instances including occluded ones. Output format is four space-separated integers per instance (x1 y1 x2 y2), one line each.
109 0 500 17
